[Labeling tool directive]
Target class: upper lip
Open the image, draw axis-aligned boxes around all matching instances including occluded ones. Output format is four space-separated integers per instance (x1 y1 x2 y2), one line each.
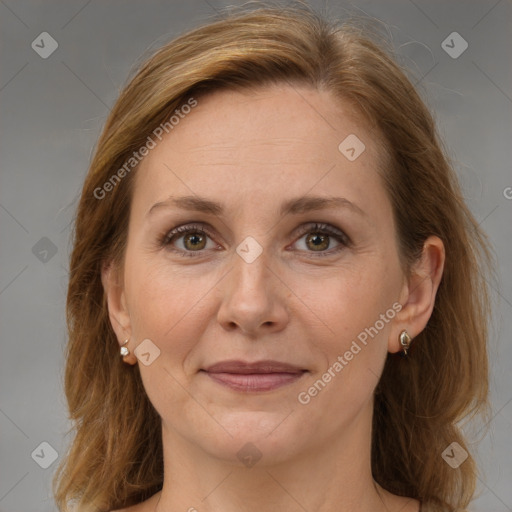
203 360 306 374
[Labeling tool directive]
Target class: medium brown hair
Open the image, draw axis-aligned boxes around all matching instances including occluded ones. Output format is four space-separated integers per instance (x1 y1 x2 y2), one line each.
53 3 493 510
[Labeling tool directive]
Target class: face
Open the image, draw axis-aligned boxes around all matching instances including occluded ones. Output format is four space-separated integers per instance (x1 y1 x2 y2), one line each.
109 84 408 465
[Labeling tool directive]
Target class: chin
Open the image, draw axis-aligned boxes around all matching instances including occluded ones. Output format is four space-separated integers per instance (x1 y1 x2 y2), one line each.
188 410 311 467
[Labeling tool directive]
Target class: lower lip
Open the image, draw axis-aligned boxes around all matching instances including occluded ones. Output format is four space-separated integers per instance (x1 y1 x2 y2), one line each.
203 371 305 392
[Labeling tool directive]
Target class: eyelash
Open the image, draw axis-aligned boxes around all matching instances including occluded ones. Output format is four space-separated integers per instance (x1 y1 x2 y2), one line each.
160 222 351 258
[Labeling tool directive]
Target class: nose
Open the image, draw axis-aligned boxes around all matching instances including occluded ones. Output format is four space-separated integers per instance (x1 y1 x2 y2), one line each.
216 247 289 336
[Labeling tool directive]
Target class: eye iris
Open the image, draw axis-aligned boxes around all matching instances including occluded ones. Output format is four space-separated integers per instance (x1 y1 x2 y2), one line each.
306 232 329 251
184 232 206 250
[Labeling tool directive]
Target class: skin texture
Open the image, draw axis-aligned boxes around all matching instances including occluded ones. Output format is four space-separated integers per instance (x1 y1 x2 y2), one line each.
103 84 444 512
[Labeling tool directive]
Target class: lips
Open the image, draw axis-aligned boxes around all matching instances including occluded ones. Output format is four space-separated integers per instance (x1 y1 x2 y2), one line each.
201 360 307 392
204 360 305 374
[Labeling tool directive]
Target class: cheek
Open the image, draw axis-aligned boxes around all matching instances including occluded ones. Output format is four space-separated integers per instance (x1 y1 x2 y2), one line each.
123 256 215 412
123 252 218 360
300 261 397 344
295 258 399 391
293 272 394 424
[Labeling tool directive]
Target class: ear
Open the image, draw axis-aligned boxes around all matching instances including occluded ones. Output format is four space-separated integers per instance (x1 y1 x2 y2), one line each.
101 260 137 365
388 236 445 353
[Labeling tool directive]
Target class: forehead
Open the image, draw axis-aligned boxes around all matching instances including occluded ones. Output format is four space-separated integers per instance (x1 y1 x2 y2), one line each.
132 84 387 218
159 84 372 153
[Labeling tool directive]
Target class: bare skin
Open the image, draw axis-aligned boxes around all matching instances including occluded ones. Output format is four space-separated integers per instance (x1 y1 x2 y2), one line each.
105 84 444 512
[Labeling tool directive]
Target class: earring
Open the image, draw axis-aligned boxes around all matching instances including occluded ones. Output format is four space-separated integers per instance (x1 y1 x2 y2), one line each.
120 339 130 357
399 330 412 356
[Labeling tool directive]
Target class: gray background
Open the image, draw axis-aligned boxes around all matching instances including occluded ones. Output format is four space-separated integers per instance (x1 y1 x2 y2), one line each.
0 0 511 510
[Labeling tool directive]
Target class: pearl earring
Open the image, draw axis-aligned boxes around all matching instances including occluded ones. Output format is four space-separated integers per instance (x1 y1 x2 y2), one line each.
120 339 130 357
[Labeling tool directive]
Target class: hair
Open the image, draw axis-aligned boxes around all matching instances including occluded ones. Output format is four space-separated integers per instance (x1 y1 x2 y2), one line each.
53 2 494 511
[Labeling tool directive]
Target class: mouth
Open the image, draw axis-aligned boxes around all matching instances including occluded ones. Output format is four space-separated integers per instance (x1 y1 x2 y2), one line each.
200 360 308 392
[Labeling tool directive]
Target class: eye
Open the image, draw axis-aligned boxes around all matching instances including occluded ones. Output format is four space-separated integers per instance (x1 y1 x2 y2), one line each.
160 222 351 258
161 223 219 257
291 223 350 257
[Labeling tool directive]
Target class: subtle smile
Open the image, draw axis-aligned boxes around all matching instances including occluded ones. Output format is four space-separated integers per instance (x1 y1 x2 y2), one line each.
200 360 308 392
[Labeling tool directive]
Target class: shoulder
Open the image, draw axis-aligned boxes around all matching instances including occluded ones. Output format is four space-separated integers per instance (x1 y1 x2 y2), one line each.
110 505 144 512
419 503 468 512
110 491 161 512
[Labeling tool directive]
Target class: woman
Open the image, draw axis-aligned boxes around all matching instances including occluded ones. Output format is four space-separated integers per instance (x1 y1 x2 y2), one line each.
53 3 493 511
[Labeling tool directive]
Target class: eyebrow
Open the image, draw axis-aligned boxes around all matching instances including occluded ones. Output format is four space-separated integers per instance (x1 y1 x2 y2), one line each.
147 194 366 218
